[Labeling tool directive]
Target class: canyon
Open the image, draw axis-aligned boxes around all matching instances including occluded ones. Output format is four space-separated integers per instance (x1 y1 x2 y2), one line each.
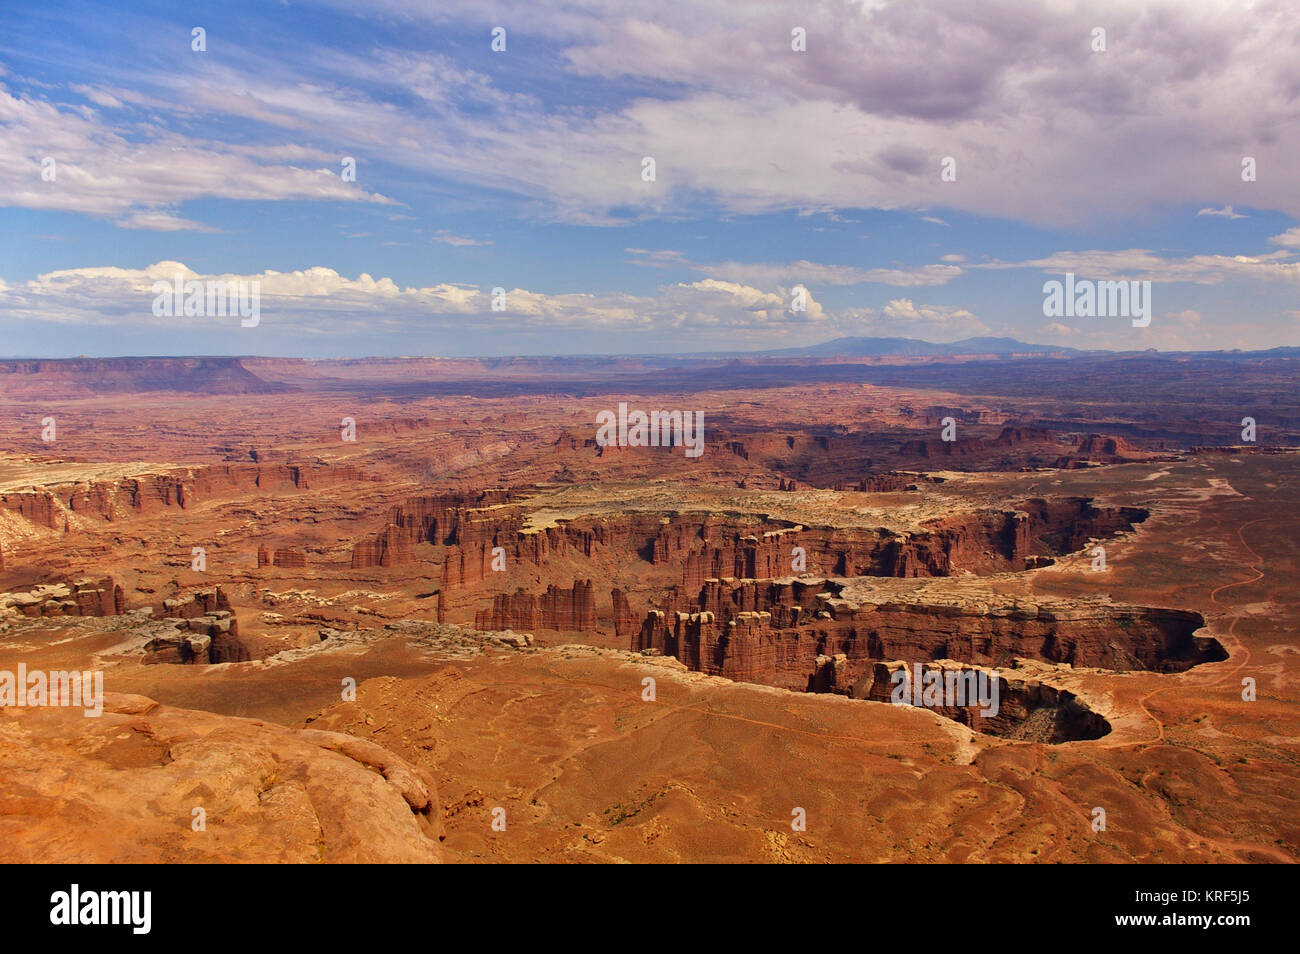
0 352 1296 863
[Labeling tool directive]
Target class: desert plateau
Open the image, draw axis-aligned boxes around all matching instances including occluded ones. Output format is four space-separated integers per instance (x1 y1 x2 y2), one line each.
1 351 1296 864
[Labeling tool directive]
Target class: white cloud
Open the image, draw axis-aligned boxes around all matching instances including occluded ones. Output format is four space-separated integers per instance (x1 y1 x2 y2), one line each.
625 252 963 287
977 249 1300 284
284 0 1300 226
838 299 989 339
624 248 691 268
0 261 828 336
0 84 395 229
1197 205 1246 219
115 210 221 233
433 231 493 246
13 1 1298 229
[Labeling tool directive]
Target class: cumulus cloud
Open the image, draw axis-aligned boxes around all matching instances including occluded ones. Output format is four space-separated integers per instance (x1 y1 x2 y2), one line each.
1268 227 1300 248
837 299 990 340
0 261 829 336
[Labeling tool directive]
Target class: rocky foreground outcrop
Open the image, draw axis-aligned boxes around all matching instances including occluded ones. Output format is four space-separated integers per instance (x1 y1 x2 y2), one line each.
0 693 443 863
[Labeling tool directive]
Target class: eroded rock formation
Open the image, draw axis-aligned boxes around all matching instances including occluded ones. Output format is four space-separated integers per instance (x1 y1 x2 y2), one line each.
380 487 1149 632
273 548 307 568
474 581 597 632
0 577 124 630
849 660 1111 743
0 462 369 530
633 577 1223 691
900 426 1054 458
144 587 249 664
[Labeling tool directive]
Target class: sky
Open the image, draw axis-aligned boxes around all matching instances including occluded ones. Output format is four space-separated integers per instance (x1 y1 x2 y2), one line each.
1 0 1298 358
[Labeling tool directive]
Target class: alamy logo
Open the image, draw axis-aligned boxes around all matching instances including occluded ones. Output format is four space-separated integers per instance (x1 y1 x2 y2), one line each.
1043 272 1151 327
595 402 704 458
50 885 151 934
0 664 103 717
151 273 261 327
890 663 1000 717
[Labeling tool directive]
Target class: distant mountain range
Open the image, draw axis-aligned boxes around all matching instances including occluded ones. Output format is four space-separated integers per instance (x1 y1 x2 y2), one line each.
752 336 1087 358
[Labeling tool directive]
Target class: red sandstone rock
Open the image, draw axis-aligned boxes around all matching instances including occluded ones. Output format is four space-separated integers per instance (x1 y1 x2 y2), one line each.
900 426 1052 459
146 587 248 663
474 580 597 632
273 548 307 568
0 462 368 531
634 577 1220 691
0 577 123 622
611 588 639 639
0 693 443 863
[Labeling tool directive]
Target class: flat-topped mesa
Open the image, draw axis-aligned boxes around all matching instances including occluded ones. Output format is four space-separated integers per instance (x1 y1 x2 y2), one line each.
634 577 1224 691
914 405 1003 425
474 580 597 632
831 472 943 493
1054 433 1164 468
154 586 233 621
900 426 1054 459
437 510 675 599
375 487 1148 628
0 356 290 397
665 498 1146 585
0 461 368 530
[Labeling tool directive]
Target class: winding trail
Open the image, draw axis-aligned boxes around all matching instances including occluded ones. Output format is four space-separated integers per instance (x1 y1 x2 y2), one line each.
1128 497 1279 747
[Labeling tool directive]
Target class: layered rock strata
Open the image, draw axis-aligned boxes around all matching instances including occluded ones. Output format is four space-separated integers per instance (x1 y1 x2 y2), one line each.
0 577 124 630
633 577 1223 691
143 587 248 664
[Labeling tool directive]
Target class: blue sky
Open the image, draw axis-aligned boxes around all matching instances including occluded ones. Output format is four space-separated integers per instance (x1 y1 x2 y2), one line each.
1 0 1298 357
